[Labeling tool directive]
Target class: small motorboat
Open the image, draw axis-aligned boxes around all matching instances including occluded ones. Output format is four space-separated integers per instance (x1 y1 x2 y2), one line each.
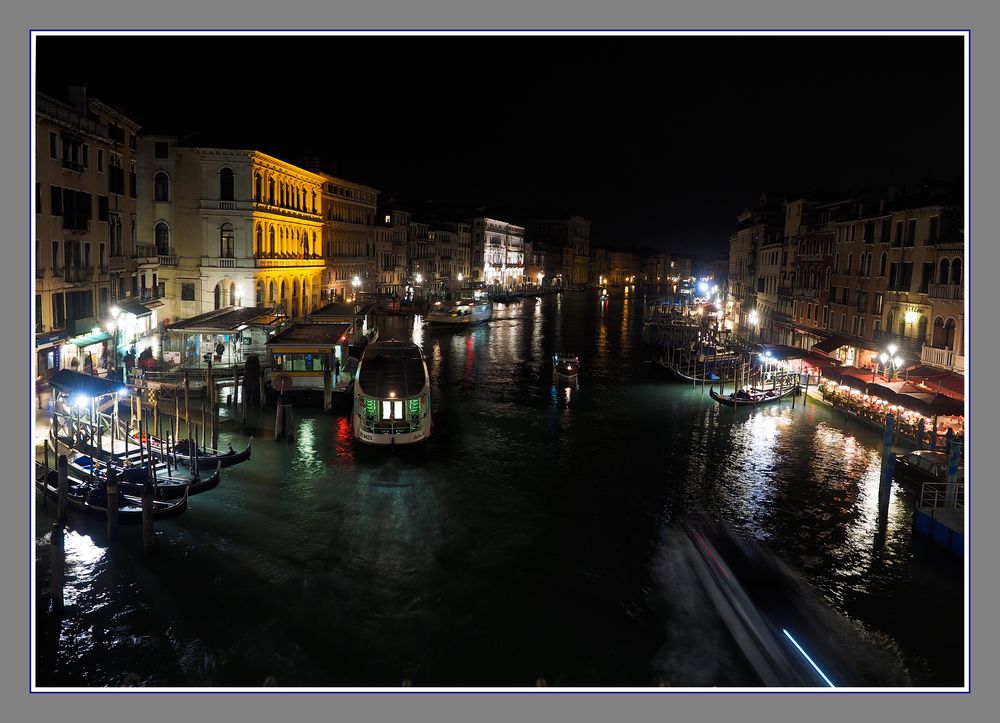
553 352 580 384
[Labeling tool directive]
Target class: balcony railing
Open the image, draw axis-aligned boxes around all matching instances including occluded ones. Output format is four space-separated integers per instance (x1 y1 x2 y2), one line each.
139 284 166 302
134 243 158 259
921 344 954 369
928 283 963 301
63 266 94 283
158 254 177 267
110 256 126 271
218 200 236 210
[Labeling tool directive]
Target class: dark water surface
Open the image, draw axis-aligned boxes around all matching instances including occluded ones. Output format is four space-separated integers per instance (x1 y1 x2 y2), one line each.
34 291 964 688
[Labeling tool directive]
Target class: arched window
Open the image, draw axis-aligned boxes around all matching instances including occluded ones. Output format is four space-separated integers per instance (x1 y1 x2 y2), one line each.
154 172 169 202
155 222 170 255
917 315 928 344
220 168 235 201
220 223 235 258
255 173 263 203
945 318 957 350
847 254 853 275
255 224 263 256
311 191 316 213
834 254 840 272
268 178 275 205
214 283 222 310
269 227 275 255
866 253 873 276
269 281 276 304
933 317 946 348
229 282 237 307
951 258 962 286
939 258 950 284
879 252 887 277
302 233 309 257
255 281 264 307
824 267 831 290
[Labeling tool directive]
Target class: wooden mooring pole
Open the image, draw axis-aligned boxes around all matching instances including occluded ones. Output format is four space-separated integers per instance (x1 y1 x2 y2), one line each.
57 455 68 523
141 477 154 556
106 467 119 541
50 521 64 614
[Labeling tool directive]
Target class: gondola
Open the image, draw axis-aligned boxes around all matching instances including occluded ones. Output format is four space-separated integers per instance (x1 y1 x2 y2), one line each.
709 384 799 407
35 462 188 523
130 432 253 470
64 453 222 499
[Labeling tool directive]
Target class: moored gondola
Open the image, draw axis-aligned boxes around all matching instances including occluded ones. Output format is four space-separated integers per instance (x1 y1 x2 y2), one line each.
64 453 221 499
710 384 799 407
35 462 188 523
131 433 252 470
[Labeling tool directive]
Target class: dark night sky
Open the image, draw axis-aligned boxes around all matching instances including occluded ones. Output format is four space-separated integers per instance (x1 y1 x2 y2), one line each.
35 34 965 256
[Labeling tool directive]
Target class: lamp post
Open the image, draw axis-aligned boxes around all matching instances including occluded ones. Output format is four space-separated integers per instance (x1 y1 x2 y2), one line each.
351 275 361 303
748 309 760 342
106 306 124 382
875 344 903 381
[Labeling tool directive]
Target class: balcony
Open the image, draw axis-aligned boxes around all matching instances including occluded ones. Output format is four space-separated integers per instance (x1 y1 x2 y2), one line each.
797 253 826 262
921 345 954 369
63 266 94 284
218 200 236 210
796 288 820 299
158 254 177 267
62 217 90 233
110 256 126 271
928 283 963 301
139 284 166 302
252 256 325 269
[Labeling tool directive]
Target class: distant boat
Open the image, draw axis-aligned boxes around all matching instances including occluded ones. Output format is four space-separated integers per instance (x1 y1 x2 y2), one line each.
426 289 492 326
553 352 580 384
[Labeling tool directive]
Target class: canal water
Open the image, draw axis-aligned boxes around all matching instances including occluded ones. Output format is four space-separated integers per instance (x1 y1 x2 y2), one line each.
34 290 964 688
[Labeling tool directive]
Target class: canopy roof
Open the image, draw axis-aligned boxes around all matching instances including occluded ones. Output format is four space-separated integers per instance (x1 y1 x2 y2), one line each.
47 369 128 399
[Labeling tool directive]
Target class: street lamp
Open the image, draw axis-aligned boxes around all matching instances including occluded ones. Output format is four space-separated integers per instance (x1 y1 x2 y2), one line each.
106 306 125 381
748 309 760 341
351 275 360 302
875 346 904 381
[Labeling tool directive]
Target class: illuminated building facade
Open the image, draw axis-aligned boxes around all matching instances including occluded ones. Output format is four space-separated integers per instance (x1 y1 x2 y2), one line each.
524 216 591 286
375 207 409 297
139 143 326 322
320 174 379 302
35 86 144 375
471 217 525 288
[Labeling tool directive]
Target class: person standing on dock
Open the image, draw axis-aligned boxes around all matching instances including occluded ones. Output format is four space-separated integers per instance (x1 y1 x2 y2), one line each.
334 357 341 382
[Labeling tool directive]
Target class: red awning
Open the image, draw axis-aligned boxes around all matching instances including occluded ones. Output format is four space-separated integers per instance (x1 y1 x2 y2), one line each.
902 364 965 400
827 366 872 391
810 335 852 356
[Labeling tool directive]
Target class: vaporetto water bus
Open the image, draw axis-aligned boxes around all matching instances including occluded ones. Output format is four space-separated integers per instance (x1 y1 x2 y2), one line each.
425 289 492 326
353 340 432 445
